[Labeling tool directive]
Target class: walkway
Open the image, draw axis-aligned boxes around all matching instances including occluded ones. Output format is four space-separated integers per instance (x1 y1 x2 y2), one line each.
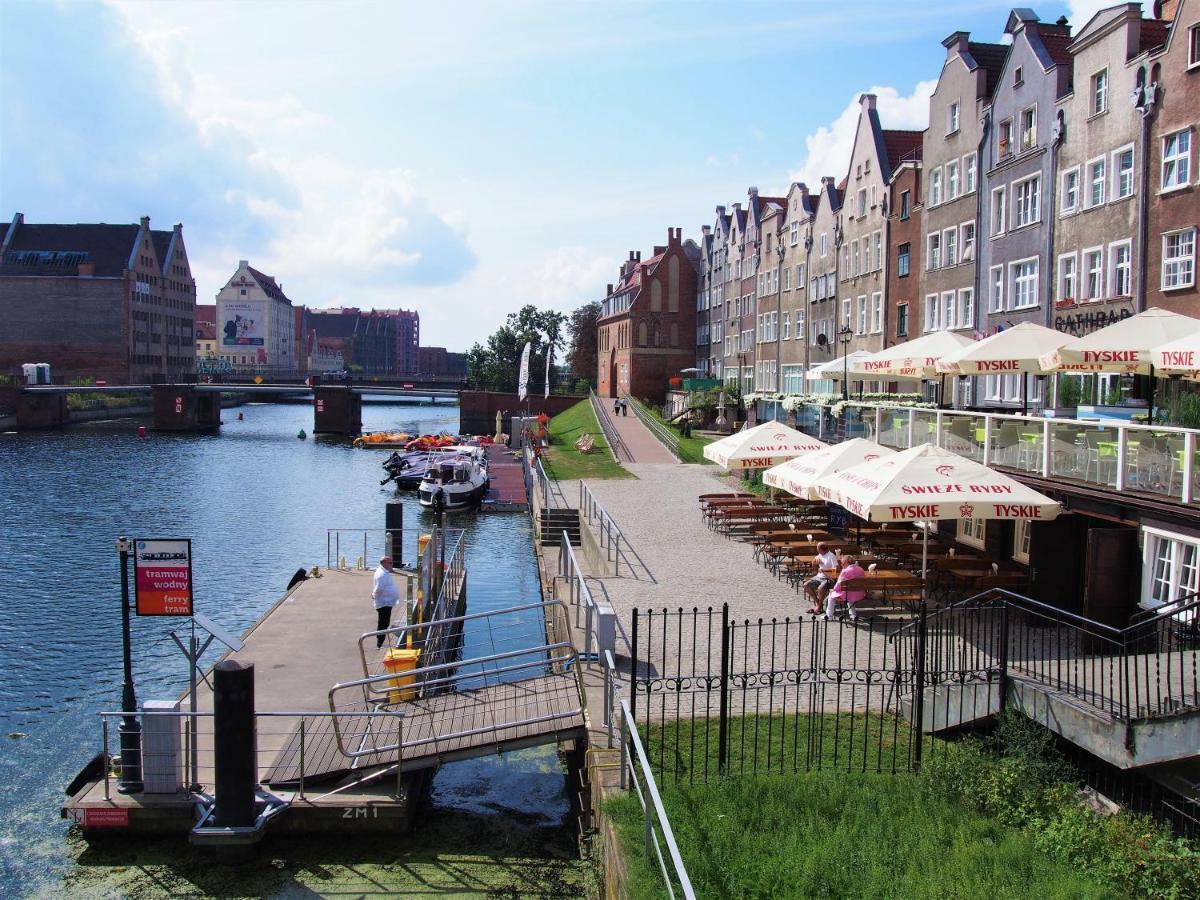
597 401 677 464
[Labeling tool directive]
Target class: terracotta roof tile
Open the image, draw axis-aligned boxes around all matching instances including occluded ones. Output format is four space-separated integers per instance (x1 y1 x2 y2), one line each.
968 41 1010 98
882 130 924 173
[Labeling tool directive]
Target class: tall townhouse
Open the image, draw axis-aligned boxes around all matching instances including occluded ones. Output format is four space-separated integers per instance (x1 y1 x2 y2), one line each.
886 159 924 352
709 208 732 380
807 177 845 383
839 95 924 365
696 225 714 377
1146 0 1200 316
778 182 818 395
922 32 1010 404
723 202 753 393
978 10 1073 409
752 191 787 393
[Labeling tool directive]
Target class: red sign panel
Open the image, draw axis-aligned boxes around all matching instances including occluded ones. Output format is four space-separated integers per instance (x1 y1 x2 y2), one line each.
82 807 130 827
134 538 193 616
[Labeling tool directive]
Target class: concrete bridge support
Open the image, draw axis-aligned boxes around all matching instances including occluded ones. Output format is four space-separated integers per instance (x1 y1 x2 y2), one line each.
16 391 69 430
313 387 362 435
152 385 221 432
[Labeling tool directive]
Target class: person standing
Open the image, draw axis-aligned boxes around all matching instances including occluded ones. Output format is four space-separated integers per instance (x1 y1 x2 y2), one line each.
372 555 402 648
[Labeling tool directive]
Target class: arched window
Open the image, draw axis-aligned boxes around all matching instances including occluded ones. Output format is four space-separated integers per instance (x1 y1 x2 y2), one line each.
650 280 662 312
668 256 680 312
670 322 679 347
637 321 648 347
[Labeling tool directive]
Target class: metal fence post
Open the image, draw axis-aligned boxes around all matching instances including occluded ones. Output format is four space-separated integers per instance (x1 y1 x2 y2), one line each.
102 718 111 801
630 608 639 721
718 602 730 776
298 719 306 801
912 600 928 771
998 602 1010 713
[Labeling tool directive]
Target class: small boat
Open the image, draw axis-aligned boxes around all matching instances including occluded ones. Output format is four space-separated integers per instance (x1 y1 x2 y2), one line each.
417 449 488 511
381 444 480 490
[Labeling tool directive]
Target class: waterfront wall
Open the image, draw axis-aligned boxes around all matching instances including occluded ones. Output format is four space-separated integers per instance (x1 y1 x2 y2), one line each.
459 390 585 436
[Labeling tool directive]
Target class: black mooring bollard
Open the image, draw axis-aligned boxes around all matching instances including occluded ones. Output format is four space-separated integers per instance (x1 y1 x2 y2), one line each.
212 660 256 828
386 500 404 567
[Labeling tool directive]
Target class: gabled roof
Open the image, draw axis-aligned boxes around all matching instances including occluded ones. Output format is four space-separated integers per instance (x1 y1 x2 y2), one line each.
0 222 139 277
195 321 216 340
1135 18 1168 56
247 266 291 304
1038 29 1073 69
966 41 1010 97
882 130 924 174
151 231 174 270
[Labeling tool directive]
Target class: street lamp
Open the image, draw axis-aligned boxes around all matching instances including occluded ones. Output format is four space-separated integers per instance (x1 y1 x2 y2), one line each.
839 325 853 401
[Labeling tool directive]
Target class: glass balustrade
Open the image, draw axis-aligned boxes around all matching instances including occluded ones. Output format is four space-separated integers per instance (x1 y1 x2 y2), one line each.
938 411 985 461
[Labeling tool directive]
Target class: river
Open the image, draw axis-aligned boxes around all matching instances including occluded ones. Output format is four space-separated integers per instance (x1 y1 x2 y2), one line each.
0 402 584 897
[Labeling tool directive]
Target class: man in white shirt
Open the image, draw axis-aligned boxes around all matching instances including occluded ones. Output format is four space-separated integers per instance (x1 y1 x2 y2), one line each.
803 542 840 614
372 556 402 648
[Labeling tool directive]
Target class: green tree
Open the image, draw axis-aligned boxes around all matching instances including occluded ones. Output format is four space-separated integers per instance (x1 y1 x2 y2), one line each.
566 301 600 389
466 305 566 394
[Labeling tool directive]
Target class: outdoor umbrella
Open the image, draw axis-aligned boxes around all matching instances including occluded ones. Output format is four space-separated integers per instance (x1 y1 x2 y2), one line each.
702 422 827 470
935 322 1070 413
762 438 895 499
806 350 877 382
1151 331 1200 381
849 330 975 381
810 443 1061 602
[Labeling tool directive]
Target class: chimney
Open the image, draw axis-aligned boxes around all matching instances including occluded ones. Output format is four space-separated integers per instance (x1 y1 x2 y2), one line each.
821 176 835 187
174 223 183 234
942 31 970 55
239 259 249 268
635 251 641 262
748 186 759 197
140 215 150 230
701 225 712 236
628 251 636 261
607 283 613 296
859 93 877 110
715 205 726 217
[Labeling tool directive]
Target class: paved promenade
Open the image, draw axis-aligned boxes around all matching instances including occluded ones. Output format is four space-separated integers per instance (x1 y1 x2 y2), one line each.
597 401 677 464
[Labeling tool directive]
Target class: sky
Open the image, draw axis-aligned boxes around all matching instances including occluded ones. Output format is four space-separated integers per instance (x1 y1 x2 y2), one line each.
1 0 1106 350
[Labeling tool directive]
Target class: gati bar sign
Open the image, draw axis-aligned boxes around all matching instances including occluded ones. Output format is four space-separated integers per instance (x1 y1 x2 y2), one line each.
1053 306 1131 337
134 538 193 616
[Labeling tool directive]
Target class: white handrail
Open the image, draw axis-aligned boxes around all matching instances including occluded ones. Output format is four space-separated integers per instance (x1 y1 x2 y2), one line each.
579 480 624 575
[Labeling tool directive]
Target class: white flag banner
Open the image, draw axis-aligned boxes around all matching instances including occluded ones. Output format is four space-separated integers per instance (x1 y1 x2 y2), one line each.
518 341 531 401
544 342 552 399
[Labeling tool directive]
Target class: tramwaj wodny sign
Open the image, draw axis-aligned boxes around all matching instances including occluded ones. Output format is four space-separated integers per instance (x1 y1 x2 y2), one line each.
133 538 193 616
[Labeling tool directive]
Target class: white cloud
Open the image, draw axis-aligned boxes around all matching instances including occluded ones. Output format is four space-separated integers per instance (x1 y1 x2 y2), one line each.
529 246 614 312
789 80 936 188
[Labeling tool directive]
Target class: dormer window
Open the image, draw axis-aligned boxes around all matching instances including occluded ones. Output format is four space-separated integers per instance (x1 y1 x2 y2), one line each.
1014 66 1023 86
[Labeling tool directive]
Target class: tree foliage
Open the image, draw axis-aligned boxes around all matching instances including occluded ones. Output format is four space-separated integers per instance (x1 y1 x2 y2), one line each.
466 305 567 394
566 301 601 389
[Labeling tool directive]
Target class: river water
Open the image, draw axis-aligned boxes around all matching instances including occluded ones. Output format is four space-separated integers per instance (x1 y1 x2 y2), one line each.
0 402 581 897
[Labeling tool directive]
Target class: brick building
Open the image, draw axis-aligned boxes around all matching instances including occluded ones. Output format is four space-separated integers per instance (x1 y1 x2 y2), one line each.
0 213 196 383
302 307 397 374
215 261 296 373
887 159 924 350
418 346 468 378
384 309 420 374
596 227 700 402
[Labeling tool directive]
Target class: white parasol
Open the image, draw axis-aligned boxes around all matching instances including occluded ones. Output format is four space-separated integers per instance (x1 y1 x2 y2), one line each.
849 330 975 380
935 322 1069 375
702 422 828 470
1038 307 1200 375
762 438 895 500
806 351 877 382
1150 331 1200 381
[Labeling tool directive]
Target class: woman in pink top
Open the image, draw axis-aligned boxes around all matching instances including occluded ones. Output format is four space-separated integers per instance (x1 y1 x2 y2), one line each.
825 556 867 622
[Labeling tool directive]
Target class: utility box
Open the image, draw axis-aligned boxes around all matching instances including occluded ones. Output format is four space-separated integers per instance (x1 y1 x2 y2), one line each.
595 603 617 660
141 699 182 793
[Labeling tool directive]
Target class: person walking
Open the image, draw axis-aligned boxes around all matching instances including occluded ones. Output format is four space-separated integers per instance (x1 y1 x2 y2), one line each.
372 555 402 648
613 397 620 415
620 397 628 417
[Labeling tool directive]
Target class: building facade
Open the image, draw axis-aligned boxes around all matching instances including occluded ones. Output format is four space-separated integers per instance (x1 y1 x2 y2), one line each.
215 261 296 372
806 177 845 382
887 160 924 351
0 213 196 383
778 182 818 395
385 310 420 374
596 227 700 402
303 307 397 375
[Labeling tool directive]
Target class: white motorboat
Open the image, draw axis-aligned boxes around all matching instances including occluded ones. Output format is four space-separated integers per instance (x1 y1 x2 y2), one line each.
417 448 488 510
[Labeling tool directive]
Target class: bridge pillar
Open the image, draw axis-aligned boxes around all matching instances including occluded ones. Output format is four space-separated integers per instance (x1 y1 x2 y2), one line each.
16 391 68 430
152 385 221 432
313 386 362 435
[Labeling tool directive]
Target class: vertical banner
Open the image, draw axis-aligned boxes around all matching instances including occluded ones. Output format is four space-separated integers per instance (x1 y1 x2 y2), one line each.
517 341 531 401
544 342 552 399
134 539 193 616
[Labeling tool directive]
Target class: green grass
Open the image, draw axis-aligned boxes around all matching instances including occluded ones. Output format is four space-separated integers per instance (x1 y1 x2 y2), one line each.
607 770 1118 900
640 404 714 464
542 399 632 480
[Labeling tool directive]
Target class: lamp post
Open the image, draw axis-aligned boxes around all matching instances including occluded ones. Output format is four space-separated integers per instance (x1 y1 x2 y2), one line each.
115 536 143 793
839 325 853 402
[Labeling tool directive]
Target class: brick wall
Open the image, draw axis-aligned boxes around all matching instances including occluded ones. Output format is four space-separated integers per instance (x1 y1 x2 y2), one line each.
459 390 586 435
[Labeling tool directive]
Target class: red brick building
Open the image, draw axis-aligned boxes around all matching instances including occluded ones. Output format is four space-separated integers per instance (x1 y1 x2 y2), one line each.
0 213 197 383
596 227 700 402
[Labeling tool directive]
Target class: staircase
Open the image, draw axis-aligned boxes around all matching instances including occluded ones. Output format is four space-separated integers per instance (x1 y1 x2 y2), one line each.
540 507 582 547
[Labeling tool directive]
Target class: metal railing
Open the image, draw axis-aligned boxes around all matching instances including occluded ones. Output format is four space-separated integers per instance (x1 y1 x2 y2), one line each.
791 402 1199 506
523 445 565 511
579 481 624 575
326 529 375 569
590 390 634 463
624 394 682 460
557 530 609 666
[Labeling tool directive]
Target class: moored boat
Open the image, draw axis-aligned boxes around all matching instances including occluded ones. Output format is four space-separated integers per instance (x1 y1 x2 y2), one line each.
417 448 488 510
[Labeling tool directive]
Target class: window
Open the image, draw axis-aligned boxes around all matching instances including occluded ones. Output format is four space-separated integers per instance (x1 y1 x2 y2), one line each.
1013 520 1032 564
998 119 1013 157
1057 253 1077 303
1162 130 1191 190
964 152 977 193
856 296 867 334
1086 157 1106 208
1083 248 1104 300
1110 241 1132 297
947 160 960 199
991 186 1006 236
961 222 976 262
1113 146 1135 199
797 263 806 284
924 293 940 332
790 221 799 246
1163 229 1197 290
930 168 942 206
1061 167 1080 214
896 303 909 337
795 312 806 341
957 288 974 329
1013 176 1040 227
783 267 791 291
900 190 911 220
927 232 941 270
1014 66 1023 86
957 518 986 549
858 188 868 217
942 291 955 330
1191 23 1200 68
873 231 882 271
1142 528 1200 609
820 232 829 256
1019 105 1036 151
871 293 883 333
974 273 998 325
898 242 911 277
842 298 852 328
948 100 960 134
1091 69 1108 115
944 227 958 267
1011 258 1039 309
852 242 860 276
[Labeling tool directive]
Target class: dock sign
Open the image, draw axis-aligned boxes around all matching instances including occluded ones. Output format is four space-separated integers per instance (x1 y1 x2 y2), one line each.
133 539 193 616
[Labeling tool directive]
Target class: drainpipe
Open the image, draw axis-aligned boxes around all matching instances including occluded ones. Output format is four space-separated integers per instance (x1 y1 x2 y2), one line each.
973 111 991 409
1046 109 1065 331
776 240 785 408
1135 73 1158 314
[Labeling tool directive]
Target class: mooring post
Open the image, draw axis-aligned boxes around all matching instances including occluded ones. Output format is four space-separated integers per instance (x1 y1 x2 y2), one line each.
213 660 256 828
385 500 403 567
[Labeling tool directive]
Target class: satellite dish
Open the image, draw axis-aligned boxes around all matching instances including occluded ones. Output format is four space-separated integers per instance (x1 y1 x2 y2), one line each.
816 333 829 347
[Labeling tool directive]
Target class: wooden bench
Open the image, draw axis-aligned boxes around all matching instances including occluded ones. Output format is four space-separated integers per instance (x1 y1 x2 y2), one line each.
574 433 595 454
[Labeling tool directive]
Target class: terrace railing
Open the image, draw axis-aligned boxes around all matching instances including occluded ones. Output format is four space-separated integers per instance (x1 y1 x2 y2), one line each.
579 480 624 575
590 390 633 463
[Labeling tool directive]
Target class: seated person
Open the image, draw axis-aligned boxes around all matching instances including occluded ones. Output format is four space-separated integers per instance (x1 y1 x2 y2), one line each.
825 555 867 622
803 542 840 614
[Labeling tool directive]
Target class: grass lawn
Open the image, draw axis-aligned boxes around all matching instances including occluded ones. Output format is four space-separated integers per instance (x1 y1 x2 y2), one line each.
641 404 715 464
608 770 1118 900
542 399 632 480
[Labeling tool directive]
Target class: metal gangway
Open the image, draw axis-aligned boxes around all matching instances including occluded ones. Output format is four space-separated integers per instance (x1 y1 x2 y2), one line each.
263 600 587 784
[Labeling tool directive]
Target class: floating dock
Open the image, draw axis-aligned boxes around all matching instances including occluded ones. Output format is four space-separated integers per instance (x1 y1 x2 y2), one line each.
481 443 529 511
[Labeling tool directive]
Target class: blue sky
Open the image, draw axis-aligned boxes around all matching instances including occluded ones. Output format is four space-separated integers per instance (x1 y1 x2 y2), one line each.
1 0 1096 349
